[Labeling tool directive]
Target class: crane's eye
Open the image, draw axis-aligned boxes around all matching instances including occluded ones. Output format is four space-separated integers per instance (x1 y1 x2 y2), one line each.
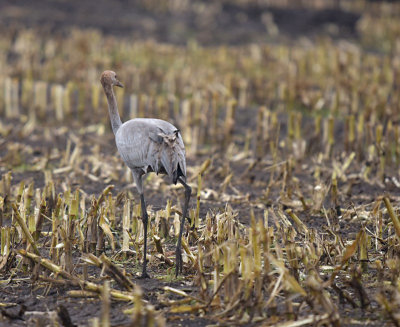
115 75 117 79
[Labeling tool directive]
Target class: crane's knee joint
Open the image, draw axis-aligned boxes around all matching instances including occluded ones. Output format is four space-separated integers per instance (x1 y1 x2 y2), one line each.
185 185 192 194
178 177 191 200
185 185 192 198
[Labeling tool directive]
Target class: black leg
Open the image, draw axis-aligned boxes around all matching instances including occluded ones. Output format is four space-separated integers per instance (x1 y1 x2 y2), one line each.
176 177 192 277
139 193 150 279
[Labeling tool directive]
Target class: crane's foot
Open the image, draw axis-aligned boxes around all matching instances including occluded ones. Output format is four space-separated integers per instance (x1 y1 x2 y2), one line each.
175 247 183 277
138 261 151 279
138 271 151 279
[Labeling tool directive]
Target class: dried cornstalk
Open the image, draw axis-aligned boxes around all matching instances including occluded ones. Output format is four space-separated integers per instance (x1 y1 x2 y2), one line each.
12 204 40 255
101 280 110 327
99 253 135 291
18 249 137 302
383 197 400 241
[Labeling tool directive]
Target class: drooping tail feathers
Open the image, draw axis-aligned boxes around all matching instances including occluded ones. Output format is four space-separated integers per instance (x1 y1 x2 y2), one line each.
149 129 186 184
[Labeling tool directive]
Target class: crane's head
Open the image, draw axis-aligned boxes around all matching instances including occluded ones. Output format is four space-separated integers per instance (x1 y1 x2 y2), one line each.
100 70 123 88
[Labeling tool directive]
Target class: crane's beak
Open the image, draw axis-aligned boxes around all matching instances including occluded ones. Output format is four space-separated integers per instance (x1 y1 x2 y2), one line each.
115 80 124 88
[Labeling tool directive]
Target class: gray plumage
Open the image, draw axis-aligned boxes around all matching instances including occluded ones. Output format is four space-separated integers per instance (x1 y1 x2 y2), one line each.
116 119 186 186
100 70 191 278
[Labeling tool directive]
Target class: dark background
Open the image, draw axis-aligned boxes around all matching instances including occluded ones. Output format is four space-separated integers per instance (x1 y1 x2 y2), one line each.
0 0 364 45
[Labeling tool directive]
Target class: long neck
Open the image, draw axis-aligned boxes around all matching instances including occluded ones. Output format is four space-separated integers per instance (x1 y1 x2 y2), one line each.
103 84 122 134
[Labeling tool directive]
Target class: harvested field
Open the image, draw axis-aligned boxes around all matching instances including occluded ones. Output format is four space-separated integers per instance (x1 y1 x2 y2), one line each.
1 1 400 326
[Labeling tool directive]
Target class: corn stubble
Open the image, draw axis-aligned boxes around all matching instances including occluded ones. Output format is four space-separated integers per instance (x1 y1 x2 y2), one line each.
1 2 400 326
